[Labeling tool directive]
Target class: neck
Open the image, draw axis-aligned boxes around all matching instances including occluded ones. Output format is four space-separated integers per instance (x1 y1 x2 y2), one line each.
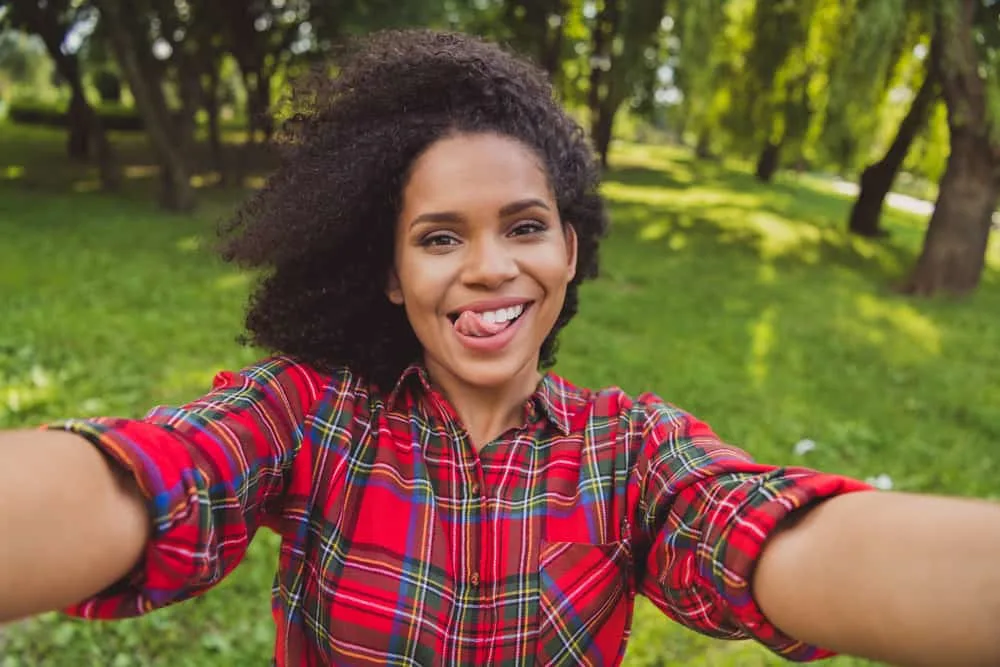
423 358 542 451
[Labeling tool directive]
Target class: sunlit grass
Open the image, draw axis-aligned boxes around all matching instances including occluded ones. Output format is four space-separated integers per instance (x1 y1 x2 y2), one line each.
1 127 999 665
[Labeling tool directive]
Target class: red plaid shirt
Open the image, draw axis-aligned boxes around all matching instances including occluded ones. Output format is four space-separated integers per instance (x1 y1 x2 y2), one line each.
51 356 870 665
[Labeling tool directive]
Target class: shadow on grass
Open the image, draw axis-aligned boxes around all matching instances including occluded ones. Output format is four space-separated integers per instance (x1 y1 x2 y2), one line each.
601 157 922 286
0 123 279 205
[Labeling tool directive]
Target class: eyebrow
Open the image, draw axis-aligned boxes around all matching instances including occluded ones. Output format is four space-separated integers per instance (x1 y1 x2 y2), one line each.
409 198 551 229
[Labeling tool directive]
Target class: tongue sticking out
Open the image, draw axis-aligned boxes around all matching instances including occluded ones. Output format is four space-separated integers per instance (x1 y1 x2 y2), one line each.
454 310 509 337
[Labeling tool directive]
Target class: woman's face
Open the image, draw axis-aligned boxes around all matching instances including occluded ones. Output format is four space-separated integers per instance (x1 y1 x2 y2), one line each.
387 132 577 391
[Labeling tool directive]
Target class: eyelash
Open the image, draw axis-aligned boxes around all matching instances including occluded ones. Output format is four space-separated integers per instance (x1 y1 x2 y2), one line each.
419 220 547 247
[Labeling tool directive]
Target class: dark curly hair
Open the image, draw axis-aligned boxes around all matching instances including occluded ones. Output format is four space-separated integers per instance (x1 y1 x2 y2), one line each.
219 29 608 390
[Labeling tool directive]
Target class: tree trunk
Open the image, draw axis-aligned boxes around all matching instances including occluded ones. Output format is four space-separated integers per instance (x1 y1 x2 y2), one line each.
588 0 620 168
903 0 999 296
903 130 998 295
695 129 713 159
848 164 895 238
92 113 123 192
176 52 202 165
755 140 782 182
539 0 567 78
96 0 195 211
70 77 122 190
849 37 939 237
593 97 617 168
257 72 274 143
55 51 122 190
19 8 90 161
66 87 90 160
243 69 263 146
204 62 227 184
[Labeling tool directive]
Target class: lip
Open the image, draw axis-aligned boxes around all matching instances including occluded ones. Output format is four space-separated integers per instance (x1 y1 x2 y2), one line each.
448 297 534 317
451 302 532 353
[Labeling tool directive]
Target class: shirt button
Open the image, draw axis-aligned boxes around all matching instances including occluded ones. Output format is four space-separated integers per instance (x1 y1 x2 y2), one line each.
471 482 480 496
470 572 480 587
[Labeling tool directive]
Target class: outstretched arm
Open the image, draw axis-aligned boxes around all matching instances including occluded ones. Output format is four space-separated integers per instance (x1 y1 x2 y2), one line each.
755 490 1000 667
627 396 998 665
0 430 149 622
1 356 324 623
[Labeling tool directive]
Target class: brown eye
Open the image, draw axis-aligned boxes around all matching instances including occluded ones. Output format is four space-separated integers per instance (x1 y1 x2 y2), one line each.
420 233 460 247
510 220 546 237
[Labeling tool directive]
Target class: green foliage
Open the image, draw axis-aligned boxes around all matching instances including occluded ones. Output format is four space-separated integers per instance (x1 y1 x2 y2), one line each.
707 0 822 156
2 124 999 665
819 0 913 169
902 98 948 189
971 0 1000 145
0 30 55 101
673 1 730 141
668 0 953 182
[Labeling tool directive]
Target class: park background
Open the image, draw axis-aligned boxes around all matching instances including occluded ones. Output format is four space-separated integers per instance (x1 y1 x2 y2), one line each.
1 0 998 665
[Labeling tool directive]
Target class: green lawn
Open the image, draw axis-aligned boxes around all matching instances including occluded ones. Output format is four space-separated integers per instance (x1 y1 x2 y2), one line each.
1 124 998 666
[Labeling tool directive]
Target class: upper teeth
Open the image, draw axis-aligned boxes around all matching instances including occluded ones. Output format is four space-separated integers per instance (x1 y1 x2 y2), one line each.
481 304 524 324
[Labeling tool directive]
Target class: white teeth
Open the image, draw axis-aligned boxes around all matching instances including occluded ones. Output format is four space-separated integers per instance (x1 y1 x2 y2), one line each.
476 304 525 324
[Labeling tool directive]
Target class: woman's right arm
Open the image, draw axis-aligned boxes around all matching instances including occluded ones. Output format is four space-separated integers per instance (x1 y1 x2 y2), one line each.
0 429 149 622
0 356 327 623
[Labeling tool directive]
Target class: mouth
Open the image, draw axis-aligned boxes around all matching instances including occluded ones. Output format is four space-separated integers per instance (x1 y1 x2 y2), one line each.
448 302 532 338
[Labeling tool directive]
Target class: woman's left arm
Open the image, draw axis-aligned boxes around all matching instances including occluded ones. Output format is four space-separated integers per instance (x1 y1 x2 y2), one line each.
754 490 1000 667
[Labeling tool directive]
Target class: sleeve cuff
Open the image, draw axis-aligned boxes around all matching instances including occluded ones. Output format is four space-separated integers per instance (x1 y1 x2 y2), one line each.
43 418 188 618
705 469 875 661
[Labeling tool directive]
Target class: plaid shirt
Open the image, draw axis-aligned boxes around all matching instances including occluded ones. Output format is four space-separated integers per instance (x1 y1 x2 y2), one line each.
52 356 870 665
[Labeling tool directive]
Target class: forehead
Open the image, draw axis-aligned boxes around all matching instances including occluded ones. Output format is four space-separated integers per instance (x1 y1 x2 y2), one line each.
403 133 553 206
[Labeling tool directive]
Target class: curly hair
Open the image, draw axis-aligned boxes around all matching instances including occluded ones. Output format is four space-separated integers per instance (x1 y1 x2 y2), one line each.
219 29 609 390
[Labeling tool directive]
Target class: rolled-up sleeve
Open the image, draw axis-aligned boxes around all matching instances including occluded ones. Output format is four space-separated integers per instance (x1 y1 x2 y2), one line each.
44 356 322 619
629 396 872 661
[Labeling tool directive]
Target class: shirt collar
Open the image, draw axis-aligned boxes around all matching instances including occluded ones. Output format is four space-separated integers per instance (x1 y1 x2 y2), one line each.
386 363 585 436
530 372 585 435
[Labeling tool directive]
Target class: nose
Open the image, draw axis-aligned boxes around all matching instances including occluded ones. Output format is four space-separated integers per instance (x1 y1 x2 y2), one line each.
460 236 518 289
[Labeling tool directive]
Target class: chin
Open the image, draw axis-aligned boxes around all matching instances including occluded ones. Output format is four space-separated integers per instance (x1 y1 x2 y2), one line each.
438 352 540 390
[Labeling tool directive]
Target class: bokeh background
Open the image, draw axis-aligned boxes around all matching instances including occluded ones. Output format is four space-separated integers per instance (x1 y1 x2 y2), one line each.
1 0 999 664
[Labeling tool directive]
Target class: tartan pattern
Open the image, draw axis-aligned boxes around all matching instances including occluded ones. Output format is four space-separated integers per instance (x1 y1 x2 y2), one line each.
50 356 871 665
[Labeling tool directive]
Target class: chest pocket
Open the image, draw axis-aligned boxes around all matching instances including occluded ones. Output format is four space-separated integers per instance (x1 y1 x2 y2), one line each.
535 539 634 666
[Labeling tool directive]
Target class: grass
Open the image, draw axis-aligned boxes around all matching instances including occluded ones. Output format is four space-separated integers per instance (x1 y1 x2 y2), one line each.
1 123 999 666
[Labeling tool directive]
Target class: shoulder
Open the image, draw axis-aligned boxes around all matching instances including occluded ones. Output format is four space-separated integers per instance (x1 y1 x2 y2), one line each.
217 356 384 413
559 375 717 443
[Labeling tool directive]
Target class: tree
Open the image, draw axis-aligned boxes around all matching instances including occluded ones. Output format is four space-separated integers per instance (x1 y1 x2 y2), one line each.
586 0 668 167
818 0 917 173
0 0 121 190
747 0 831 182
848 32 940 237
94 0 195 211
498 0 568 78
672 1 732 157
217 0 307 145
904 0 1000 295
709 0 821 182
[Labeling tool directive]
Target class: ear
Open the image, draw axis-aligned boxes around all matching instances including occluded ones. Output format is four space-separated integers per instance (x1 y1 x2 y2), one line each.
385 269 404 305
563 223 578 282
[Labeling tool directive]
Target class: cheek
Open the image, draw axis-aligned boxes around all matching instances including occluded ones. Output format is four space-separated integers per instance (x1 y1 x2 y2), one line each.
535 246 574 291
397 258 448 316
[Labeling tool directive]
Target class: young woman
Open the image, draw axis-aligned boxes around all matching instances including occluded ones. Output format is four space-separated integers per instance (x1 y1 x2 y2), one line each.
2 30 998 667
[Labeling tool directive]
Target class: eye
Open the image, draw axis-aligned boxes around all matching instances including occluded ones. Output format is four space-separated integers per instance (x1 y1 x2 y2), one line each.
420 232 460 247
509 220 547 237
